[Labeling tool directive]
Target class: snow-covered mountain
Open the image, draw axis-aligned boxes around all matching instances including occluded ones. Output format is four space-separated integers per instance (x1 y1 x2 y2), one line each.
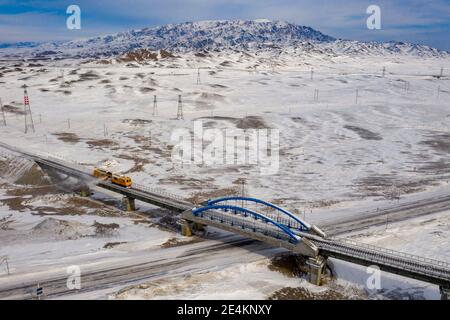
1 19 449 59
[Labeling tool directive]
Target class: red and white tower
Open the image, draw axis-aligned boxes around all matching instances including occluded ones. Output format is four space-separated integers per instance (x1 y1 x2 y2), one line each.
23 84 35 133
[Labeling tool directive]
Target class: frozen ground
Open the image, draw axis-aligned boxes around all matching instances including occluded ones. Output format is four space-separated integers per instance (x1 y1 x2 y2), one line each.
0 51 449 299
0 53 449 208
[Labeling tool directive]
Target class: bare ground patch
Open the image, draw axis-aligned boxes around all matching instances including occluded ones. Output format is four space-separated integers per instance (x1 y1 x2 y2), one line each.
352 174 431 199
268 285 366 300
116 153 151 174
186 186 239 205
343 125 382 141
52 132 82 144
85 139 119 149
160 237 203 248
420 133 450 154
195 115 271 129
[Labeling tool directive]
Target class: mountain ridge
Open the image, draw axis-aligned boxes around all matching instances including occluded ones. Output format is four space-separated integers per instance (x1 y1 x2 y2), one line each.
1 19 448 59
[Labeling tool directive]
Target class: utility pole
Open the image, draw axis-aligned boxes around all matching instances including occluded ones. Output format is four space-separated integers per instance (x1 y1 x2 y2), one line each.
314 89 319 101
310 68 314 81
23 84 35 134
382 66 386 78
439 67 444 79
196 68 201 85
148 130 152 147
177 95 184 120
241 179 246 208
404 81 410 93
153 95 158 116
0 98 6 126
60 69 65 87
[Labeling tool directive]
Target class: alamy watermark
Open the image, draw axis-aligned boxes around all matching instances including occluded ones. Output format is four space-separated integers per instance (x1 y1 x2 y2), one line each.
66 265 81 290
367 5 381 30
366 265 381 292
170 120 279 175
66 5 81 30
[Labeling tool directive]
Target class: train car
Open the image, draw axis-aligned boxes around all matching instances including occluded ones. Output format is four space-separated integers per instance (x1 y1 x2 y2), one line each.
111 174 133 188
93 167 112 179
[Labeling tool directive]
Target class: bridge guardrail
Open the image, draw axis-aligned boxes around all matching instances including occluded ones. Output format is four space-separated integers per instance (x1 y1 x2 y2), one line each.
197 210 295 243
332 238 450 269
133 183 187 203
316 238 450 281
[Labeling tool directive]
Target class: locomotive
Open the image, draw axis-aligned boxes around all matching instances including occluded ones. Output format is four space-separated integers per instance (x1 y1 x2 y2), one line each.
93 167 133 188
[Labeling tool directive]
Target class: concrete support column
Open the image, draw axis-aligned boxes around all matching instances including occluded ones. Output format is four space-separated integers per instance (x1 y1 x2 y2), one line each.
79 188 91 197
306 256 327 286
181 219 193 237
122 196 136 211
440 286 450 300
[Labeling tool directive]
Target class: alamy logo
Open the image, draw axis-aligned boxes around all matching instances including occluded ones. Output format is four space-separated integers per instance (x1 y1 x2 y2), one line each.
366 265 381 290
66 265 81 290
170 120 279 175
366 5 381 30
66 5 81 30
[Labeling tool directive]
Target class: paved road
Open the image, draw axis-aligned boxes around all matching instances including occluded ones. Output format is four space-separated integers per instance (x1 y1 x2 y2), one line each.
321 193 450 236
0 234 277 300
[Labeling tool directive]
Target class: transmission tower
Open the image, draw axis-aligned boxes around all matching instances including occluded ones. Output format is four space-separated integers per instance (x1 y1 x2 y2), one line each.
23 84 35 133
196 68 201 85
177 95 184 120
153 95 158 116
314 89 319 101
0 98 6 126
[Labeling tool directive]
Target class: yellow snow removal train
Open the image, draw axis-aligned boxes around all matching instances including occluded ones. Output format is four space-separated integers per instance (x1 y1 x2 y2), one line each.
93 167 133 188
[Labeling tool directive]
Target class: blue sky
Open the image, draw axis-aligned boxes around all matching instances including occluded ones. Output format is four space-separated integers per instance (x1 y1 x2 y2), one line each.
1 0 449 50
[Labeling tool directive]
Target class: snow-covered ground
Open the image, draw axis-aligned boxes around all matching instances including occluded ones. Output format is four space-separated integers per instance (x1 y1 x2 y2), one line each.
0 49 449 299
0 53 449 207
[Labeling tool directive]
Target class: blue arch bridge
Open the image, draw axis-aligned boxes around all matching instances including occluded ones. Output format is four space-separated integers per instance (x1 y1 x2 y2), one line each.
181 196 450 298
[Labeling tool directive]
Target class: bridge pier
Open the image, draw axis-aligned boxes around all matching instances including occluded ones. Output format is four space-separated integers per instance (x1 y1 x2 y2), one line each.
122 196 136 211
180 219 206 237
181 219 193 237
78 185 91 197
440 286 450 300
306 256 327 286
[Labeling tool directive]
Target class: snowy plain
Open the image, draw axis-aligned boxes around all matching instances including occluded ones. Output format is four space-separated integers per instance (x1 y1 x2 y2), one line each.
0 47 449 299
